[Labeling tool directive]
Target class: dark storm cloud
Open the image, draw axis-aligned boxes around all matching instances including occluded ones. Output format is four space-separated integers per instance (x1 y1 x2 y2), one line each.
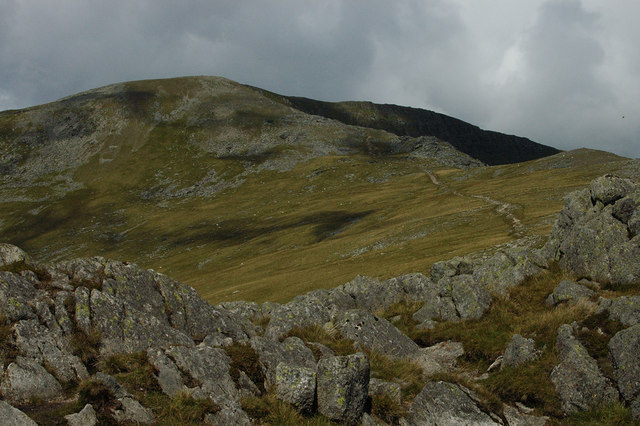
0 0 638 157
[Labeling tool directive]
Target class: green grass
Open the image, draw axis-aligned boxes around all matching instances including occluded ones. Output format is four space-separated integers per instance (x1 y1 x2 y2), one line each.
558 401 639 425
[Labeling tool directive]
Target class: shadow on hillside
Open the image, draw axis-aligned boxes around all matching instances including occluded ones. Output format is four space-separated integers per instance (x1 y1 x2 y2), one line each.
166 210 376 247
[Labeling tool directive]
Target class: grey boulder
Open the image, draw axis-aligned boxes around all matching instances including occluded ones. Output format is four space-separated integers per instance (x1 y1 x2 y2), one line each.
317 352 370 425
404 381 499 425
251 336 316 389
0 399 37 426
609 324 640 419
0 357 62 404
599 296 640 327
550 324 618 415
0 244 31 271
502 334 540 369
275 362 316 412
335 309 420 358
545 280 595 306
65 404 98 426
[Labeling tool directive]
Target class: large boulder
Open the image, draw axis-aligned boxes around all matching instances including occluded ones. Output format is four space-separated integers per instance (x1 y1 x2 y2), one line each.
404 381 499 425
0 272 39 322
472 248 544 296
590 175 636 206
317 353 370 425
609 324 640 418
163 345 240 408
502 334 540 370
550 324 619 415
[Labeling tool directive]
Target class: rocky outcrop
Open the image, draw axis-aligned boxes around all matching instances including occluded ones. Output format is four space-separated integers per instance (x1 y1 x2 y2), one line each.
2 175 640 423
546 175 640 286
335 309 420 358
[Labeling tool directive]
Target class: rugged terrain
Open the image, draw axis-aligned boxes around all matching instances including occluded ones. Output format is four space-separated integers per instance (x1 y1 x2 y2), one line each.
2 76 640 424
0 76 634 305
2 174 640 425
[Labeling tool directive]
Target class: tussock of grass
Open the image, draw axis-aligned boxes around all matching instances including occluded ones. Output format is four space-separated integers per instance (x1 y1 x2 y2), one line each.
102 351 161 394
70 328 102 374
367 351 424 401
101 351 220 425
225 343 265 393
560 401 638 425
242 393 337 425
0 260 32 274
155 392 220 424
370 393 405 424
286 324 356 357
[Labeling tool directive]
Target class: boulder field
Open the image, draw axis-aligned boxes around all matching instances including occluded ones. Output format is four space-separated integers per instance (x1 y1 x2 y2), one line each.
1 174 640 424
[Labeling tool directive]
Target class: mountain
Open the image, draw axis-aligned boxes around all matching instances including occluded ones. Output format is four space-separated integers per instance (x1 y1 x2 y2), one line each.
0 76 634 305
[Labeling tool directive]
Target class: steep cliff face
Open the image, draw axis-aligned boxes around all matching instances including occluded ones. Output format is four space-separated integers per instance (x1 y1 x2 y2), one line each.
1 175 639 424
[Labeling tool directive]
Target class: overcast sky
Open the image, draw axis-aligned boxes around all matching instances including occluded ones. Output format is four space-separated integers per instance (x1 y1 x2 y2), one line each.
1 0 638 158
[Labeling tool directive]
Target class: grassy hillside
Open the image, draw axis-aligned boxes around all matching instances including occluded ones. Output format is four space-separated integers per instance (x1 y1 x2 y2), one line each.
0 76 632 304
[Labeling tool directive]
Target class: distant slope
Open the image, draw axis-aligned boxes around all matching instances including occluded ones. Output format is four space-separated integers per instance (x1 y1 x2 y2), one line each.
280 97 559 165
